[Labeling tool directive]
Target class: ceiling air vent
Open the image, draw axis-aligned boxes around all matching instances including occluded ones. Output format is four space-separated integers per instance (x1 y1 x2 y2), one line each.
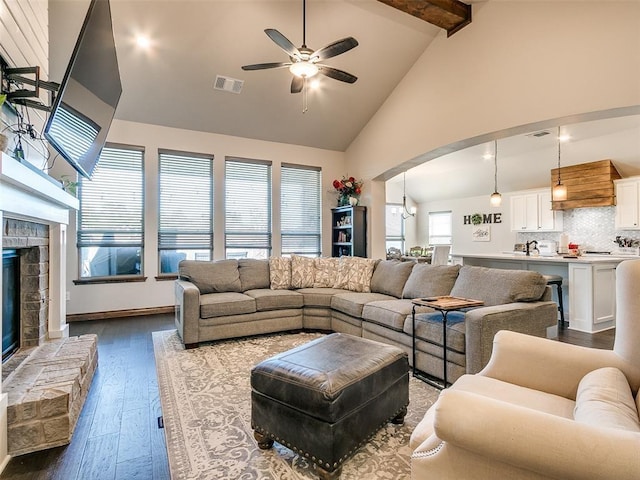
526 130 551 138
214 75 244 94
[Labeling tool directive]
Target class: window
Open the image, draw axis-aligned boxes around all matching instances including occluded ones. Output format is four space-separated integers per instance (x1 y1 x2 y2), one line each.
77 144 144 279
281 164 321 257
225 158 272 259
158 150 213 274
428 211 452 245
385 203 405 252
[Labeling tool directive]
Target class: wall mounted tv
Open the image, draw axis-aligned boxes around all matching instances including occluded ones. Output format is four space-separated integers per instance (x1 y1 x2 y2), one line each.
44 0 122 180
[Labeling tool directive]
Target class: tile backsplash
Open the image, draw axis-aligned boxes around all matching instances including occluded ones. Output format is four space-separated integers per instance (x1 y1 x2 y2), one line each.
518 207 640 253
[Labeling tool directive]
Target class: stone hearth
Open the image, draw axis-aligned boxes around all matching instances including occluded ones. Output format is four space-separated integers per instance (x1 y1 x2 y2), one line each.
3 335 97 456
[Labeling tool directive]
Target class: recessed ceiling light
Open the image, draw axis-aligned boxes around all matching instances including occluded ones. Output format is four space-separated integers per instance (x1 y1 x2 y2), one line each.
483 153 493 160
559 134 571 142
135 35 151 49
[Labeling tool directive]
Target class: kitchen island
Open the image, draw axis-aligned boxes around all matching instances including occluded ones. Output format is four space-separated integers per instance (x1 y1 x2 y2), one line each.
451 253 636 333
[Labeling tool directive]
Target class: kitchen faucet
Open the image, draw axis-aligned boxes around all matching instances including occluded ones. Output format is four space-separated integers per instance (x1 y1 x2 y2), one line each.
526 240 538 256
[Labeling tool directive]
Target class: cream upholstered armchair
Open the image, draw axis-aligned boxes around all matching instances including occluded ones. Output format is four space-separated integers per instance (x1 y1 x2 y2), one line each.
410 259 640 480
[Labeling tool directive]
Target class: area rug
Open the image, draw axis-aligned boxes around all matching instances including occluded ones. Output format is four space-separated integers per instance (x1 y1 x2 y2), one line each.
153 330 440 480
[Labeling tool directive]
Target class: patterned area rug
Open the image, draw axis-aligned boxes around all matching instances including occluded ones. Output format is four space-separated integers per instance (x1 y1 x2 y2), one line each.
153 330 440 480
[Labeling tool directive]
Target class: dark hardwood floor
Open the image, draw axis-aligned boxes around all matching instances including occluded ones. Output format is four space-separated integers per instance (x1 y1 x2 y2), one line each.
0 314 615 480
1 314 175 480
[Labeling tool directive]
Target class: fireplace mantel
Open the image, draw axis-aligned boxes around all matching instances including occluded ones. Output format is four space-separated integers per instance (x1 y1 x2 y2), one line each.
0 152 78 222
1 151 78 342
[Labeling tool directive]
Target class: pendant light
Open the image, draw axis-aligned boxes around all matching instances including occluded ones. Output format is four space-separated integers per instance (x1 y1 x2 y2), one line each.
489 139 502 207
401 172 416 219
552 126 568 201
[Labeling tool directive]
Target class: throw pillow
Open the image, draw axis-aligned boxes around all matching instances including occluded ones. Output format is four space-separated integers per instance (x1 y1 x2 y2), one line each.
335 256 377 292
402 264 461 299
314 257 340 288
449 266 547 306
291 254 316 289
574 367 640 432
370 260 415 298
238 258 270 291
178 259 242 294
269 257 292 290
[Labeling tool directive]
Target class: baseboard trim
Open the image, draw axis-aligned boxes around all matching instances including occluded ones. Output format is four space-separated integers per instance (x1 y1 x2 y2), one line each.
67 306 174 322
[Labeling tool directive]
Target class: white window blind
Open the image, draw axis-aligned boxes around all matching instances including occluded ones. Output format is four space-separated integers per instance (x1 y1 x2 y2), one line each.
158 150 214 273
225 158 272 258
429 211 452 245
386 203 405 251
77 144 144 278
281 164 321 256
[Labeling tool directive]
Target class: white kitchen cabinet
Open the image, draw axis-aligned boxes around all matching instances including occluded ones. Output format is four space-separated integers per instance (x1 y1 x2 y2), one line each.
510 189 563 232
615 178 640 229
569 262 617 333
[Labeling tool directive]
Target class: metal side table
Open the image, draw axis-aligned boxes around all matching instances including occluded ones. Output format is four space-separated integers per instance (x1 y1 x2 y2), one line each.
412 296 484 389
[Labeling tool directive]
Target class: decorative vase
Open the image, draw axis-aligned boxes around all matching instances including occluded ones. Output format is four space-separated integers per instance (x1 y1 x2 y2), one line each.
348 196 359 206
338 195 349 207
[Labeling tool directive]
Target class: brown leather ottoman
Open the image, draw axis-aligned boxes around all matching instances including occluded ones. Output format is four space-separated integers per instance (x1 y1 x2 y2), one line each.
251 333 409 479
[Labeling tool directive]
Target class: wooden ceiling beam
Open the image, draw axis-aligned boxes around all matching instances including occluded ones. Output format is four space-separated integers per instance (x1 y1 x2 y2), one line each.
377 0 472 36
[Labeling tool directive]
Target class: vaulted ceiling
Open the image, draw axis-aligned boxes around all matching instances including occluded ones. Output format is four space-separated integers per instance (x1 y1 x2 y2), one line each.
49 0 639 203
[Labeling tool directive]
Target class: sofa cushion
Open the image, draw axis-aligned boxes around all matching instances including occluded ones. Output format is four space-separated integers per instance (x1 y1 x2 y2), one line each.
269 257 292 290
297 287 350 307
200 292 256 319
313 257 341 288
362 299 431 332
331 292 396 318
335 257 377 292
574 367 640 432
245 289 304 311
179 259 242 294
291 254 316 289
449 266 547 306
238 258 270 291
402 264 461 299
370 260 414 298
405 311 466 354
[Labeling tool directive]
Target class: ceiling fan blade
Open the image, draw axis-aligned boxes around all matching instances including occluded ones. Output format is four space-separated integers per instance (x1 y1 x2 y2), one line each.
242 62 291 71
265 29 301 59
291 76 304 94
311 37 359 61
318 66 358 84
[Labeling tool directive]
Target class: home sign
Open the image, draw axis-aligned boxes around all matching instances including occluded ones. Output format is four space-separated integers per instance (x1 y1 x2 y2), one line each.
463 213 502 225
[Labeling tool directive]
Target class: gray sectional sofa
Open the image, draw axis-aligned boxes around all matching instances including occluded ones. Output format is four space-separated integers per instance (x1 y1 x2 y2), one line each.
175 256 558 383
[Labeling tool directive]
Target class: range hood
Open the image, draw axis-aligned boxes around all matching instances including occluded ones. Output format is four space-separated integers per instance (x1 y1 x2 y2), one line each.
551 159 621 210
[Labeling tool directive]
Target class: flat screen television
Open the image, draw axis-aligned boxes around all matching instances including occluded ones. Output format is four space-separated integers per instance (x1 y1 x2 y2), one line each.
44 0 122 179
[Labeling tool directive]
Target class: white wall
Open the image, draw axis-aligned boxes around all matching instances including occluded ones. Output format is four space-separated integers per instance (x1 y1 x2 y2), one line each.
419 194 516 256
53 119 346 315
346 1 640 260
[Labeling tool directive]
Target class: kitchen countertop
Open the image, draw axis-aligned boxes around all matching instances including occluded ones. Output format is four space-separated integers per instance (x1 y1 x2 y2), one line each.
454 253 638 264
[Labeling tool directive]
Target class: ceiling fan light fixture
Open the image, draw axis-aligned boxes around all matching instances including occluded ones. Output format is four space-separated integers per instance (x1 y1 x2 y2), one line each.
289 61 319 78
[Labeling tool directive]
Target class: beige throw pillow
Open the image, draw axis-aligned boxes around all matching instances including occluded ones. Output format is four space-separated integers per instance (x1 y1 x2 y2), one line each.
335 256 377 292
269 257 292 290
314 257 340 288
291 254 316 289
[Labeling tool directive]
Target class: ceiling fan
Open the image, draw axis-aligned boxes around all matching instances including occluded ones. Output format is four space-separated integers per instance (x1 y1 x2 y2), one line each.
241 0 359 94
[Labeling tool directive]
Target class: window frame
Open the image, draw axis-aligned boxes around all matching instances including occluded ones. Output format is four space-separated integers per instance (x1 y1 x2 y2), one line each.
280 163 322 257
157 149 214 277
428 210 453 246
224 157 273 259
385 202 405 253
75 143 145 284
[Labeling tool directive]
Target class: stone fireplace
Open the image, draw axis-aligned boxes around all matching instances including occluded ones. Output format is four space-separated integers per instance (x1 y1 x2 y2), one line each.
2 219 50 355
0 152 93 461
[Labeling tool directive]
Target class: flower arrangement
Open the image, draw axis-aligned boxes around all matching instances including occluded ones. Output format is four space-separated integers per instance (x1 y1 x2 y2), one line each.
333 176 363 206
